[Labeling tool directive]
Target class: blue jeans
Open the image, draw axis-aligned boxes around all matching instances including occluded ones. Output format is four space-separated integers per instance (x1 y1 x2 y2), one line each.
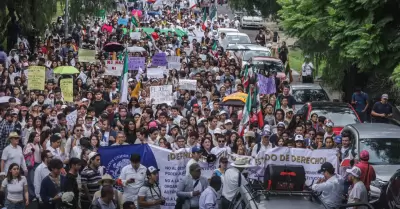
5 199 25 209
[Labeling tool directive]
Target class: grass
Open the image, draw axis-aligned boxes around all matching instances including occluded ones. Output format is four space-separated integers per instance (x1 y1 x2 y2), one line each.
288 48 303 72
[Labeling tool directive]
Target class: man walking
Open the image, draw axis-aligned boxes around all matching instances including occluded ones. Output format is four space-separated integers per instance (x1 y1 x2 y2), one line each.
199 176 222 209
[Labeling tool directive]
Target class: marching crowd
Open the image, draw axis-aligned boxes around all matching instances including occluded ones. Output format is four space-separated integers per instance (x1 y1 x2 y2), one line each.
0 0 383 209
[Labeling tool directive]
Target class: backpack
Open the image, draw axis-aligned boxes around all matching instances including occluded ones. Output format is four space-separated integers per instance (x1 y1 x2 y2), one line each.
23 143 35 169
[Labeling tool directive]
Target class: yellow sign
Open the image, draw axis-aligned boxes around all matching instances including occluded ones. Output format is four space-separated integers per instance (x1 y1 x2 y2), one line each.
28 66 45 90
222 92 248 103
60 78 74 102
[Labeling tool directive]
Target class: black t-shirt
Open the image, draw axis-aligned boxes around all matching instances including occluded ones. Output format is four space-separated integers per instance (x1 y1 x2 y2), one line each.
278 94 296 108
372 101 392 123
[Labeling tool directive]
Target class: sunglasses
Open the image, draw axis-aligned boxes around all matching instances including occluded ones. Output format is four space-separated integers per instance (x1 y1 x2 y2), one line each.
218 140 225 143
76 129 82 132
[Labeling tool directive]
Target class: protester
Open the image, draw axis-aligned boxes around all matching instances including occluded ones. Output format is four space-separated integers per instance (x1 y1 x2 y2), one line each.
199 175 222 209
1 163 29 209
34 150 52 204
93 174 123 209
355 150 376 192
40 159 66 209
346 166 369 208
312 162 344 208
137 166 165 209
81 152 102 208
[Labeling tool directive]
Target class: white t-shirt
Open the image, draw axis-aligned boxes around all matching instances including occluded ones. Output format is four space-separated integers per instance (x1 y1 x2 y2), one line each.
347 181 369 209
222 167 248 201
2 176 27 202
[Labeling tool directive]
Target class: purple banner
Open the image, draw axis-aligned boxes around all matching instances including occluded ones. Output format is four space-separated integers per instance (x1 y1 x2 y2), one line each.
257 74 276 94
151 53 168 66
128 57 146 71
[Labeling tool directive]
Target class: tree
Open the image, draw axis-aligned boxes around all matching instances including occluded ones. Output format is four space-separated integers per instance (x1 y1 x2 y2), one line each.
229 0 281 20
278 0 400 101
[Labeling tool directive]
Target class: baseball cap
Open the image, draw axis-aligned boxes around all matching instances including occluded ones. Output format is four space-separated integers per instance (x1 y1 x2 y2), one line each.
193 104 199 108
148 121 158 128
382 94 389 99
81 98 89 102
245 131 255 138
219 110 227 116
277 122 286 128
146 166 160 175
360 150 369 160
346 166 362 178
191 146 202 153
295 135 304 141
334 135 342 144
317 162 334 174
128 78 134 82
214 128 222 135
224 119 233 125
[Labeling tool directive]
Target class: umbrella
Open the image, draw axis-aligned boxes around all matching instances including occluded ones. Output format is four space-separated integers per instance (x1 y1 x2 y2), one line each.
103 42 125 52
54 66 79 74
220 92 248 106
226 44 250 52
0 96 21 104
127 46 147 53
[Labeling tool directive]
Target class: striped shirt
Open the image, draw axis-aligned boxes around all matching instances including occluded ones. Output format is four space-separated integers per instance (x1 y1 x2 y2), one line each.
81 166 101 196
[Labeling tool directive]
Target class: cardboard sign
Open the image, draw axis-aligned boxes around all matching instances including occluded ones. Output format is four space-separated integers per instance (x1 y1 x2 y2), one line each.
128 57 146 70
78 49 96 62
130 32 141 40
60 78 74 102
105 60 123 76
28 66 45 90
150 85 173 105
166 56 180 63
179 79 197 90
147 68 165 79
152 53 168 66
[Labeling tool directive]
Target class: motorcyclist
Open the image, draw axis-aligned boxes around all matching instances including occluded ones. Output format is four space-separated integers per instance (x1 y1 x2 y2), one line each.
312 162 345 208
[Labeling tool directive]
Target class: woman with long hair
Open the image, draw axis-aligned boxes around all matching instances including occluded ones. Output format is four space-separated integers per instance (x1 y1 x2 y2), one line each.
231 137 245 154
124 120 137 144
24 132 42 200
200 137 214 157
89 134 100 152
32 117 44 135
1 163 29 208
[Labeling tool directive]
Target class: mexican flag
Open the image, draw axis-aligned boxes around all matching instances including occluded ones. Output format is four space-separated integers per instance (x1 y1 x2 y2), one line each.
120 53 129 103
254 78 264 128
201 9 207 31
239 89 252 136
189 0 197 9
132 15 139 27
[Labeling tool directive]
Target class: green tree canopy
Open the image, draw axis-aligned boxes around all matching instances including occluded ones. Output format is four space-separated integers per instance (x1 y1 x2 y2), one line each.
229 0 281 19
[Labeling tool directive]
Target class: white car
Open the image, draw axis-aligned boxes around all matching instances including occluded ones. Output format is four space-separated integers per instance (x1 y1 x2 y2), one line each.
240 44 272 67
217 28 239 37
240 16 264 29
225 32 251 45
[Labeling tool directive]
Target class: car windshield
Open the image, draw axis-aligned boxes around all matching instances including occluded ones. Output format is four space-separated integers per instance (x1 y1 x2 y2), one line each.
309 107 360 127
243 50 272 61
252 60 284 72
226 35 251 44
292 89 330 104
359 138 400 165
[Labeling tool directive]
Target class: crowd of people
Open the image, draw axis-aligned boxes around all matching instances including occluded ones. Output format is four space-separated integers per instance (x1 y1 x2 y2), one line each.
0 0 384 209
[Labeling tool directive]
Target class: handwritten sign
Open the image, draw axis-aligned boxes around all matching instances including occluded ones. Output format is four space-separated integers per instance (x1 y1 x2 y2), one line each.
166 56 180 63
152 53 168 66
147 68 165 79
150 85 173 105
28 66 45 90
78 49 96 62
167 62 181 69
117 18 129 26
130 32 141 40
128 57 146 70
179 79 197 91
105 60 123 76
60 78 74 102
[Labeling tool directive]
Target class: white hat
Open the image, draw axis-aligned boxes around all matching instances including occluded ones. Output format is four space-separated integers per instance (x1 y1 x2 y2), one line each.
295 135 304 141
230 158 256 168
219 110 227 116
128 78 134 82
81 98 89 102
61 192 75 206
214 128 222 135
98 174 115 185
88 152 100 163
224 119 233 124
346 166 362 178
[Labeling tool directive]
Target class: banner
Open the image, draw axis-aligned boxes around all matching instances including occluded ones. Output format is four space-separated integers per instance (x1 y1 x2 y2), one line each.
105 60 123 76
130 32 141 40
167 62 181 70
78 49 96 62
147 68 165 79
166 56 180 63
178 79 197 91
118 18 129 26
28 66 45 90
150 85 173 105
152 53 168 66
128 57 146 71
59 78 74 102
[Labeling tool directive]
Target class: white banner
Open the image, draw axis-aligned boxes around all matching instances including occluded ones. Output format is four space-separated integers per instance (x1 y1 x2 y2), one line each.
105 60 123 76
147 68 165 79
166 56 180 63
178 79 197 91
150 85 173 105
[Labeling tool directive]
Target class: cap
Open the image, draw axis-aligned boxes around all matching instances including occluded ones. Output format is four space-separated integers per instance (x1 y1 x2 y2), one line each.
245 131 255 138
81 98 89 102
148 121 158 128
146 166 160 175
193 104 199 108
317 162 334 174
334 135 342 144
277 122 286 128
218 110 227 116
214 128 222 135
360 150 369 160
326 122 334 127
191 146 202 153
346 166 362 178
224 119 233 125
88 152 100 162
286 109 294 113
295 135 304 141
382 94 389 99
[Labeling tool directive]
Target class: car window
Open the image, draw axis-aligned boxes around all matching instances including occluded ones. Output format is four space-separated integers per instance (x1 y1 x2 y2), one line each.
243 50 271 61
297 104 309 119
359 138 400 165
310 107 360 127
292 89 330 104
226 35 251 44
252 60 283 72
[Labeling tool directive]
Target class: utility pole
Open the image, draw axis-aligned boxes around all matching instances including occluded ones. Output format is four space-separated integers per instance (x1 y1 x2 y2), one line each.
64 0 69 38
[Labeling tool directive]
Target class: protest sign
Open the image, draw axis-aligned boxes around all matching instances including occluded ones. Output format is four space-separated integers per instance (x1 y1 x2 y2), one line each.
128 57 146 70
78 49 96 62
105 60 123 76
167 62 181 69
117 18 128 26
152 53 168 66
183 47 191 55
129 32 141 40
199 54 207 61
66 110 77 131
178 79 197 91
147 68 165 79
60 78 74 102
166 56 180 63
150 85 173 105
28 66 45 90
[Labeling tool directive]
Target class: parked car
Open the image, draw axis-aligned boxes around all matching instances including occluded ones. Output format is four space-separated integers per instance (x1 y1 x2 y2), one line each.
240 44 272 67
290 83 330 111
225 32 251 45
297 102 361 134
341 123 400 208
247 56 286 82
240 16 264 29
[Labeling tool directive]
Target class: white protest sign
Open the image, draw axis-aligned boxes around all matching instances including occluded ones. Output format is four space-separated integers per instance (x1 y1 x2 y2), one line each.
167 62 181 70
66 110 77 131
199 54 207 61
147 68 165 79
130 32 141 40
166 56 180 63
105 60 123 76
178 79 197 91
150 85 173 105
